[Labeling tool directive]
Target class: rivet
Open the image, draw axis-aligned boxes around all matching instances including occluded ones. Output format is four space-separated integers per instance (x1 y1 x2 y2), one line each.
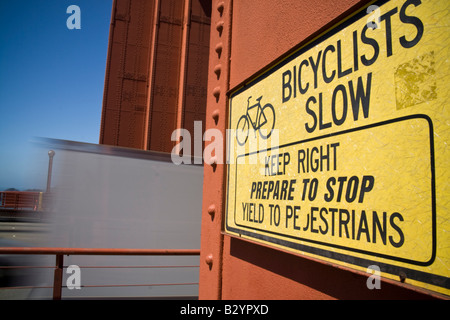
213 64 222 79
399 271 407 283
207 204 216 217
206 156 217 172
213 86 220 100
217 2 224 16
216 21 224 35
212 109 219 124
205 253 213 266
215 43 223 58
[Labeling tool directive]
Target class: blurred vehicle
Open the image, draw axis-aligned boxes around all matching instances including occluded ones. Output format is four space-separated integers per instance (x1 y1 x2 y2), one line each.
0 239 45 299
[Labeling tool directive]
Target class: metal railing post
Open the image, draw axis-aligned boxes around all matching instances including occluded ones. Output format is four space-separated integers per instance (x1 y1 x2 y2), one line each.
53 254 64 300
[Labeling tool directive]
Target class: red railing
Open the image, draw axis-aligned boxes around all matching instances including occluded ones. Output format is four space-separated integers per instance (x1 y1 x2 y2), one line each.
0 247 201 299
0 191 43 211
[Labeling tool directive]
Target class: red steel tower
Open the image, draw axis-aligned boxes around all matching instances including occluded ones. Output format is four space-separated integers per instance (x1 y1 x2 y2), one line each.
100 0 211 153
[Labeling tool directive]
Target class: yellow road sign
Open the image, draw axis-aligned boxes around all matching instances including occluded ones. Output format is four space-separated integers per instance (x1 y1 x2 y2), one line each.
225 0 449 296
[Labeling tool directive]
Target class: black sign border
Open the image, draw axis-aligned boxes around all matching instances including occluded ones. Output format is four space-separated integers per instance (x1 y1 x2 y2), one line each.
229 115 436 267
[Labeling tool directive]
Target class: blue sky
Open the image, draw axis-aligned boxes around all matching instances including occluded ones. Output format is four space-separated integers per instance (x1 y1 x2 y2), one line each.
0 0 113 190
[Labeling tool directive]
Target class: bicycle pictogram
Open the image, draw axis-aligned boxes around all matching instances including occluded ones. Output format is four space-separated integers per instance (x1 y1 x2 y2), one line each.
236 96 276 146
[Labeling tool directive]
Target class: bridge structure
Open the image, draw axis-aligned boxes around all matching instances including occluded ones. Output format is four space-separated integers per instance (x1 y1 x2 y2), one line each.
1 0 449 300
0 191 45 216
